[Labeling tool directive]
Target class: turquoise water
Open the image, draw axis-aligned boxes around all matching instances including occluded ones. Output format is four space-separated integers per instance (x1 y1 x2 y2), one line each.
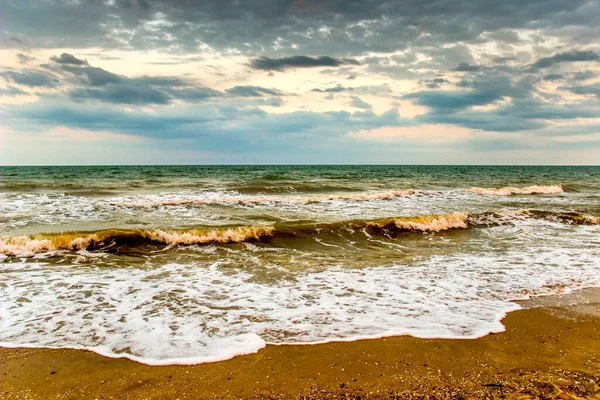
0 165 599 364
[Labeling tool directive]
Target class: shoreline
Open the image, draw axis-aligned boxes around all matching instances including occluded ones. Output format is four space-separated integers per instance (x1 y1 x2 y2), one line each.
2 291 600 399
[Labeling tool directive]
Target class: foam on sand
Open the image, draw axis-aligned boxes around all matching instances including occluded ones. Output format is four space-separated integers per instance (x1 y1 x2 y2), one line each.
1 241 599 365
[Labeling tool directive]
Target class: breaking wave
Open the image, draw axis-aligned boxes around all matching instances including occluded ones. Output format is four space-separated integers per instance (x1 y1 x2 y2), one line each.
366 212 468 232
0 226 274 257
109 184 568 209
2 210 597 257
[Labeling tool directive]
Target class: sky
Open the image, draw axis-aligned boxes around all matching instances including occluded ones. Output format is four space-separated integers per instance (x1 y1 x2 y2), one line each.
1 0 600 165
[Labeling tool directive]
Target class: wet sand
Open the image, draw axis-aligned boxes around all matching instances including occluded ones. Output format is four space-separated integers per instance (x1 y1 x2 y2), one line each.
2 293 600 399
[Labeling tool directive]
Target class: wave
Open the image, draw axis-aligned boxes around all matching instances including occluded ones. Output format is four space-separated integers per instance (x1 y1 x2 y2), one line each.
2 210 597 257
0 226 274 257
0 212 462 257
366 213 468 232
234 183 362 194
110 184 567 208
0 183 41 191
468 184 564 196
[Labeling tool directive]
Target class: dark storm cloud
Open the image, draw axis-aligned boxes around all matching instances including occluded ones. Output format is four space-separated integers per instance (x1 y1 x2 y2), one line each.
50 53 89 65
226 86 283 97
2 0 597 61
250 56 359 71
528 50 600 71
0 70 60 88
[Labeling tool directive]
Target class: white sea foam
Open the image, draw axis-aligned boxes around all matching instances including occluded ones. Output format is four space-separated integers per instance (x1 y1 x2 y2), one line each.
108 190 417 208
1 225 599 365
0 186 589 236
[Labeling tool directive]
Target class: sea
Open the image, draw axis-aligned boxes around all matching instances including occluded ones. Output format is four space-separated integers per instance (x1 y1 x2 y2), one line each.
0 165 599 365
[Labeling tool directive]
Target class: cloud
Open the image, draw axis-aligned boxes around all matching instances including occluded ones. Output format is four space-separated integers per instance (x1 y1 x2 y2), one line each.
50 53 89 65
350 96 372 109
3 99 404 144
59 64 123 86
452 62 481 72
420 78 451 89
562 83 600 98
528 50 600 71
33 57 223 105
492 57 517 64
226 86 282 97
542 74 564 81
312 84 352 93
69 85 172 105
412 95 598 132
403 90 502 111
250 56 359 71
2 0 593 59
2 0 600 164
67 77 222 105
260 97 284 107
0 70 60 88
16 53 35 64
573 71 595 81
1 85 29 96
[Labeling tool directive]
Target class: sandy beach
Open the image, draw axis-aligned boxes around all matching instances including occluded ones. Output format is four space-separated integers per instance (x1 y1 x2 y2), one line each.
2 290 599 399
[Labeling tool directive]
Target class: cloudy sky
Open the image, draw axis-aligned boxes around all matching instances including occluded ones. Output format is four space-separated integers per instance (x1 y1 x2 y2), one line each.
1 0 600 165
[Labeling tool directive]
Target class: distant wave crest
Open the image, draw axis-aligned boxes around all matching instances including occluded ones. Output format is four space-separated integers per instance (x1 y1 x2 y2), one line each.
109 190 417 207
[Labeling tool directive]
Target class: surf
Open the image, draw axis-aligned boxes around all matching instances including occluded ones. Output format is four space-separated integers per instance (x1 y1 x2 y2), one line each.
2 210 598 257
